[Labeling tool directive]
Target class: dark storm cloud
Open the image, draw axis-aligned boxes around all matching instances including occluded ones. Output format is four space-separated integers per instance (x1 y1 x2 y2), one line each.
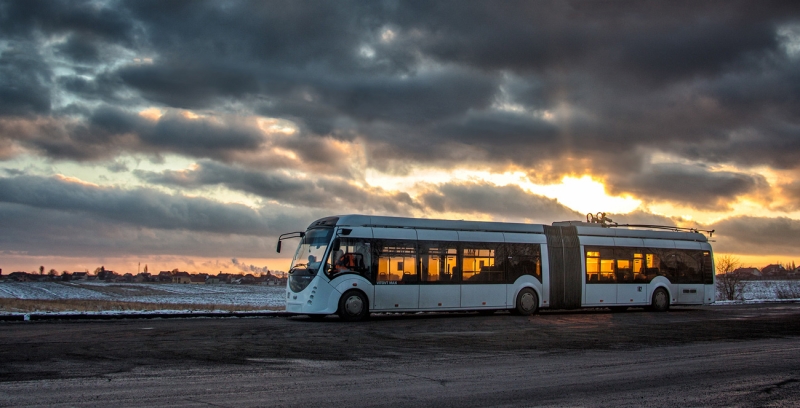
0 47 52 116
707 216 800 255
0 202 317 258
2 0 800 212
134 161 419 214
0 0 134 44
419 181 582 222
0 175 273 235
0 106 267 161
607 164 769 210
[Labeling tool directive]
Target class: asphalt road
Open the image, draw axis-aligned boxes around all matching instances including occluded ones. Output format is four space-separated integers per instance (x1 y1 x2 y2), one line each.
1 304 800 407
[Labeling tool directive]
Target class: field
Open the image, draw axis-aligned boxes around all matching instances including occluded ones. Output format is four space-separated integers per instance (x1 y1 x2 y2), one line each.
1 279 798 314
0 281 286 313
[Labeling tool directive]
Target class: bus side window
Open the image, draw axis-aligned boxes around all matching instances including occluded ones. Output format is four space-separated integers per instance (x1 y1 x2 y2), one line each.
375 240 417 283
586 246 615 283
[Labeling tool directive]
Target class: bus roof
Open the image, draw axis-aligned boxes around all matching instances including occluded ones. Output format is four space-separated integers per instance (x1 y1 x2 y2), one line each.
318 214 708 243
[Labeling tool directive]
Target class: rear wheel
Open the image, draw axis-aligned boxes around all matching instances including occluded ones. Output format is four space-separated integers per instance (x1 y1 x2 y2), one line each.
514 288 539 315
650 288 670 312
337 290 369 322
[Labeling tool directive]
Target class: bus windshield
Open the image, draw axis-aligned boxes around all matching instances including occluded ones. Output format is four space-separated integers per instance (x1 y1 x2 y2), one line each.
289 228 334 275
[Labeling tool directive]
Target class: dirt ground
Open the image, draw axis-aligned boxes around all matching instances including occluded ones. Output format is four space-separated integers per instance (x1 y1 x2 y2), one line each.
1 304 800 406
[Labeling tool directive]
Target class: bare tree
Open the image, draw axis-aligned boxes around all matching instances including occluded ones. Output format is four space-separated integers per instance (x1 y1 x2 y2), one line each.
39 265 44 275
716 255 744 301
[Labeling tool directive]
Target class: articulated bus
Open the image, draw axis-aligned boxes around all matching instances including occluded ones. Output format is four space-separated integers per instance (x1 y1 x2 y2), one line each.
277 215 714 321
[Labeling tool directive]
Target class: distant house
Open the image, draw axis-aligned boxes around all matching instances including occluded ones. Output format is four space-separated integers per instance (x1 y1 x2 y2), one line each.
189 275 206 284
172 271 191 284
732 267 761 279
71 272 89 281
761 264 788 278
7 272 31 282
158 271 173 283
134 273 151 283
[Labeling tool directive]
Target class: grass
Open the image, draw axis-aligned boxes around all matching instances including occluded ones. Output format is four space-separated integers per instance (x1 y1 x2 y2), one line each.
0 298 283 313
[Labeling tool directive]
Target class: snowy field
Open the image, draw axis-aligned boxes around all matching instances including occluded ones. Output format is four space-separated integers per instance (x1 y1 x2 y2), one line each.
720 280 800 303
1 280 797 315
0 281 286 308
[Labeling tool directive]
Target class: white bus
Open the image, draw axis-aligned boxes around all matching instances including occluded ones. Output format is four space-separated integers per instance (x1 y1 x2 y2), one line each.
277 215 715 321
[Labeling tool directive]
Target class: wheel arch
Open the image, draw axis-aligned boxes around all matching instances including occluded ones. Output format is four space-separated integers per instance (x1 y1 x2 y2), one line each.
648 279 673 304
512 283 542 309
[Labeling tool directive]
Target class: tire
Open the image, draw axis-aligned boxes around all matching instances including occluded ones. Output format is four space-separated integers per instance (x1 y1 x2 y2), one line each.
514 288 539 315
650 288 670 312
337 290 369 322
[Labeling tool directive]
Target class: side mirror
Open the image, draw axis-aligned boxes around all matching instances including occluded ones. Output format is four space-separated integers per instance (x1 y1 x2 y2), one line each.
276 240 282 253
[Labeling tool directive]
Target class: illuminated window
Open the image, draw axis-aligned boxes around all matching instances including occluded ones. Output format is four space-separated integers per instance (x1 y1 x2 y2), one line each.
462 245 503 283
419 244 457 283
586 247 615 283
376 242 416 283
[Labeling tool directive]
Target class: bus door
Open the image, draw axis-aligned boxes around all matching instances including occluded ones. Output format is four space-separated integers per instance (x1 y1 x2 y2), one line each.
584 246 617 305
372 234 419 311
458 232 507 308
614 243 647 305
417 230 460 309
674 242 705 304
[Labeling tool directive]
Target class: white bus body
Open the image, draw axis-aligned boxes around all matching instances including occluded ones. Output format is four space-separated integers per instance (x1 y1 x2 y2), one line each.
281 215 714 321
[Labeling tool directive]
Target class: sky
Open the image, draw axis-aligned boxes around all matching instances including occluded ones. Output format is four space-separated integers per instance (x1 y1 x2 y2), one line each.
2 0 800 275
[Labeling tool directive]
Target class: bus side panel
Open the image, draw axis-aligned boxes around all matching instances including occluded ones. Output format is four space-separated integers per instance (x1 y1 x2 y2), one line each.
585 284 616 306
419 285 460 309
461 284 506 308
374 285 419 311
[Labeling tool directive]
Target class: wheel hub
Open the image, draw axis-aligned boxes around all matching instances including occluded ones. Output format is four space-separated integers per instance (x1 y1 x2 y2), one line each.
345 295 363 315
520 292 535 311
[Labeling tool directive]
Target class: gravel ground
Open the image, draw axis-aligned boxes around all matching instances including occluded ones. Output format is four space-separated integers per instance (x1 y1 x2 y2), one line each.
1 303 799 407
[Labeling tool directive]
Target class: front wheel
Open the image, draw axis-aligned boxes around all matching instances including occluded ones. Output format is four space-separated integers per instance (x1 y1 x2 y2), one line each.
337 290 369 322
650 288 670 312
514 288 539 315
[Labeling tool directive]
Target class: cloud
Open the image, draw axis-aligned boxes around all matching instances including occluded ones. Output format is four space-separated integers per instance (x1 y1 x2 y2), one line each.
707 216 800 256
607 164 769 210
2 1 800 263
0 174 275 235
0 202 278 258
418 181 582 222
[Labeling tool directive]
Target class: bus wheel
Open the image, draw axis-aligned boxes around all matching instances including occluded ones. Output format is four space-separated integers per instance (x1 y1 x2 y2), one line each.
514 288 539 316
650 288 670 312
338 290 369 322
